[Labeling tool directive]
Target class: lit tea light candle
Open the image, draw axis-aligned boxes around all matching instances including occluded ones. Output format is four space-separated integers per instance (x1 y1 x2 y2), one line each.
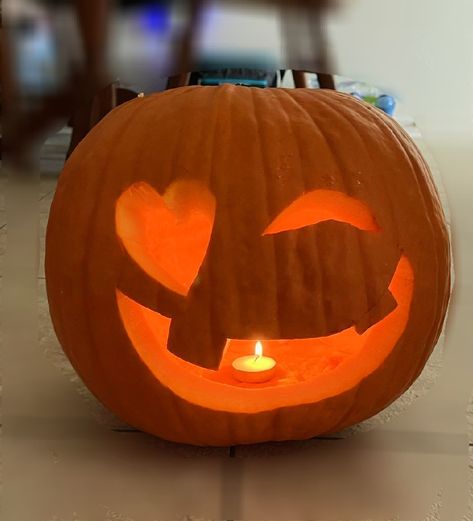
231 341 277 383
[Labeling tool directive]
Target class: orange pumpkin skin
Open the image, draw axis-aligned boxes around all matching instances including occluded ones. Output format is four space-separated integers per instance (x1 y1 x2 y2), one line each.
46 85 450 446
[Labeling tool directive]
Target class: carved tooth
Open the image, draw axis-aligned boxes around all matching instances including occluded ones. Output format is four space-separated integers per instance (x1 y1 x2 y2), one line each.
354 289 398 335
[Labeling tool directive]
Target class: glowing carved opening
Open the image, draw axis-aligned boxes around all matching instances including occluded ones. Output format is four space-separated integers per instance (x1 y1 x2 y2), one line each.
116 256 414 413
264 189 379 235
116 181 215 295
115 184 410 413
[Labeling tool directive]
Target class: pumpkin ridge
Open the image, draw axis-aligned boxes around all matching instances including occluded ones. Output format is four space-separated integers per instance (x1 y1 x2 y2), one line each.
376 115 450 382
88 95 164 395
274 89 346 335
114 90 201 320
249 87 288 339
46 131 94 352
298 92 385 304
207 86 233 366
294 90 400 328
327 375 365 434
280 90 445 414
248 87 278 338
283 89 391 328
136 88 212 365
50 97 151 385
166 88 208 187
272 89 330 336
362 101 446 359
166 86 234 367
211 87 242 342
358 99 442 241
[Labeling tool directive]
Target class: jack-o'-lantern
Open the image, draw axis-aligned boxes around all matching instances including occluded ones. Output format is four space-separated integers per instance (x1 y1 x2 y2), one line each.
46 85 451 446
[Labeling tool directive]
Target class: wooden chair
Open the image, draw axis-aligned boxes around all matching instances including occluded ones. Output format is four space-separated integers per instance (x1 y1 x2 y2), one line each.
67 82 139 157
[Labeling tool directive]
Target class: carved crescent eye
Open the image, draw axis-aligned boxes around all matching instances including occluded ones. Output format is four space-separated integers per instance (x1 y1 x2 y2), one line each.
263 189 380 235
116 181 215 296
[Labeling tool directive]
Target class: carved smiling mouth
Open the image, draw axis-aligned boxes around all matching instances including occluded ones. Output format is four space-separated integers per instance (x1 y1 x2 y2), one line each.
116 254 413 412
115 181 414 413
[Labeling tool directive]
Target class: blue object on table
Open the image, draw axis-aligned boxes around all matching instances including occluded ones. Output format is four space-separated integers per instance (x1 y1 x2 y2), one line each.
138 4 171 33
375 95 396 116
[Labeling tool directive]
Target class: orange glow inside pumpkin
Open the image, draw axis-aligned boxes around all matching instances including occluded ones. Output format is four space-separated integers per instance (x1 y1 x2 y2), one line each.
116 255 413 412
116 181 215 296
114 182 414 413
116 181 379 296
264 189 379 235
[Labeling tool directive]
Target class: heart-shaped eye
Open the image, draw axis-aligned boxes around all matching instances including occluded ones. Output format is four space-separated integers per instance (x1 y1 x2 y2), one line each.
116 181 215 296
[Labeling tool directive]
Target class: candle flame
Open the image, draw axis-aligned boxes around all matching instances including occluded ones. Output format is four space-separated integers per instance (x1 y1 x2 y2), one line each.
254 340 263 358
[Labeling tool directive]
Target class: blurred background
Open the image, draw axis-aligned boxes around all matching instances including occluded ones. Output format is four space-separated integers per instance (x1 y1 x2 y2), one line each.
3 0 472 163
2 0 342 163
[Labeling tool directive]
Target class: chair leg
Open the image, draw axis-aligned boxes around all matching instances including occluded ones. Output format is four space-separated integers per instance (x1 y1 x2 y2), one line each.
67 82 121 158
292 70 308 88
317 72 336 90
166 73 191 90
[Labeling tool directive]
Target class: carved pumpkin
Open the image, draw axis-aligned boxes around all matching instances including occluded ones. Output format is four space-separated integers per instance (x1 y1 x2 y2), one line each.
46 85 450 446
